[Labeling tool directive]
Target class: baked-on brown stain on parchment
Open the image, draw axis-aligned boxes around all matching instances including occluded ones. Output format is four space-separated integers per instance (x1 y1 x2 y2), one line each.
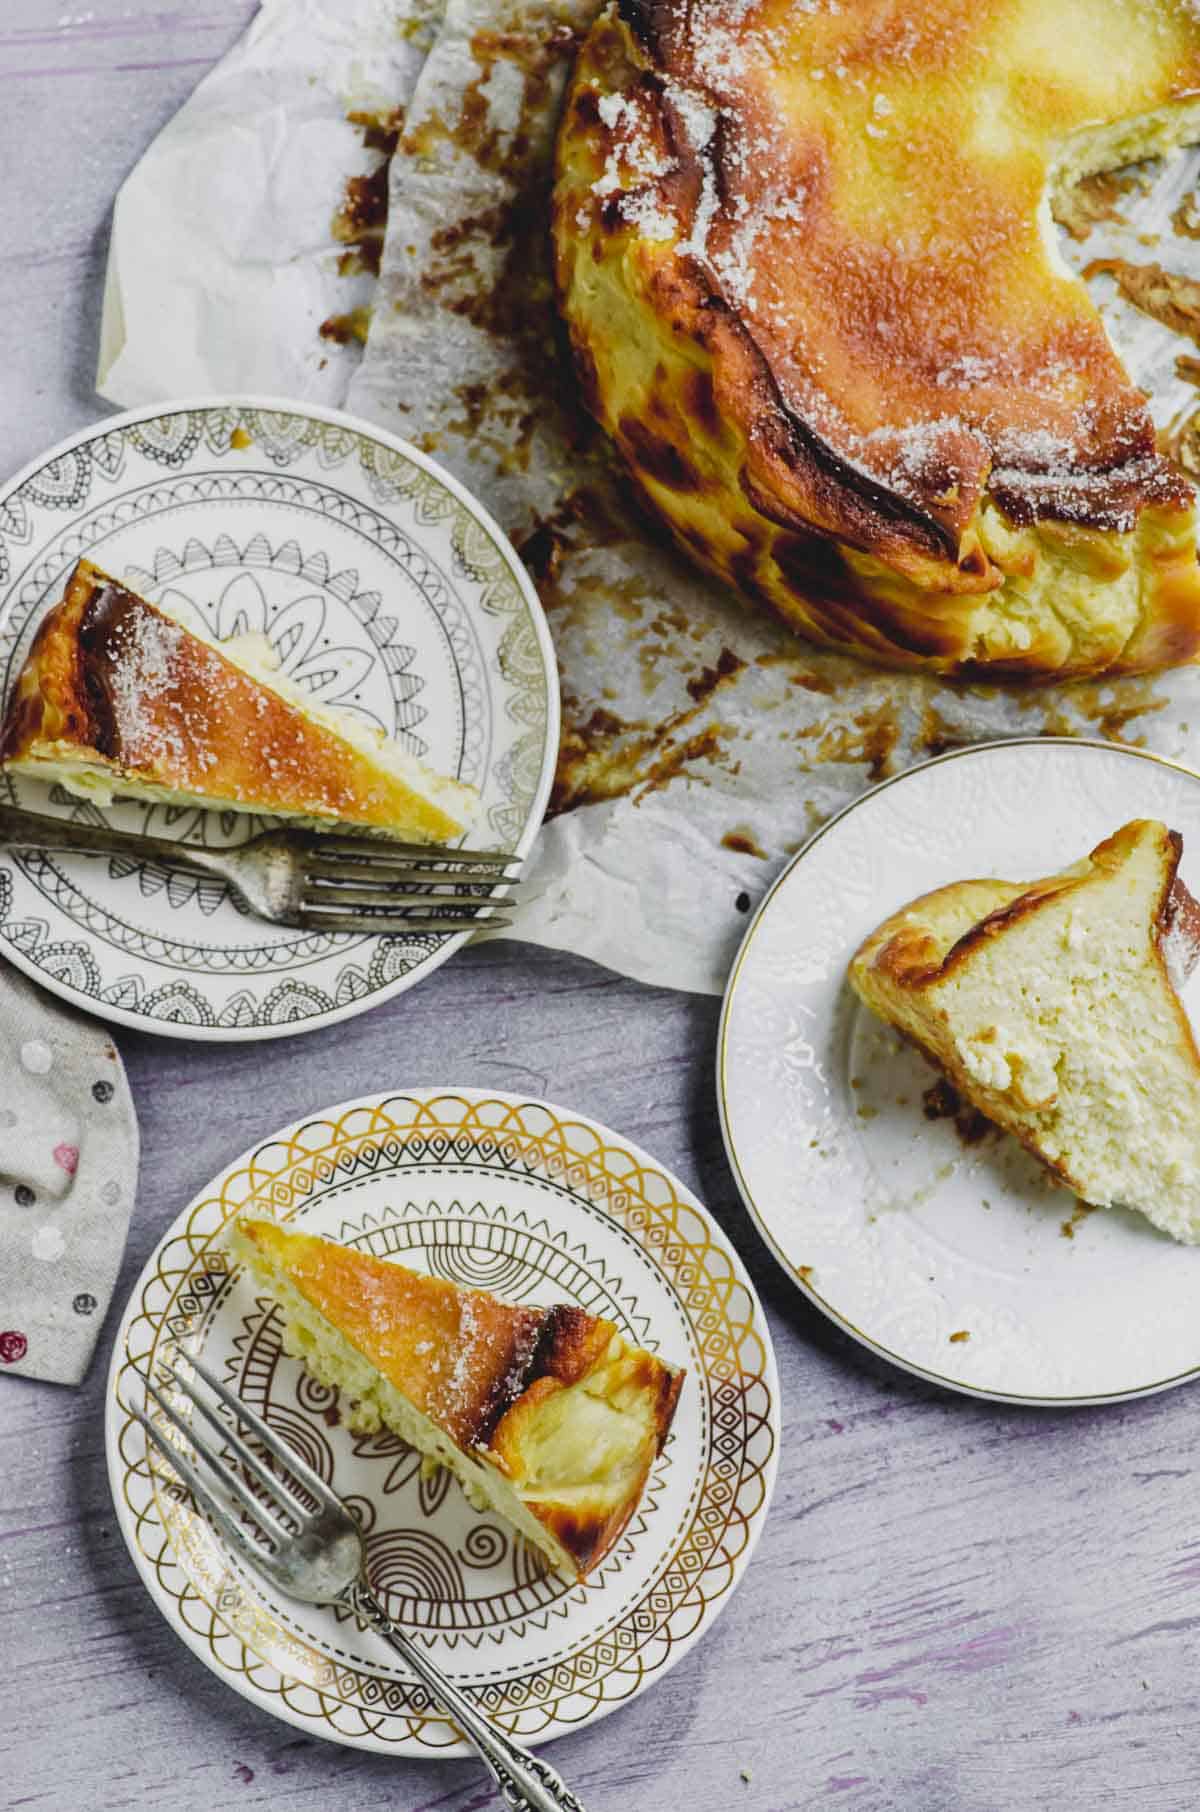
789 701 902 784
320 107 406 345
550 711 730 813
332 107 406 278
1051 167 1143 241
722 827 769 859
916 702 975 760
319 307 372 346
551 648 747 813
752 650 835 695
1083 257 1200 348
405 24 596 475
1018 673 1168 744
518 484 631 595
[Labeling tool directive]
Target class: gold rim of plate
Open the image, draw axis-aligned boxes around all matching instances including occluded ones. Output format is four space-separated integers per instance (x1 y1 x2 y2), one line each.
106 1089 780 1754
718 735 1200 1408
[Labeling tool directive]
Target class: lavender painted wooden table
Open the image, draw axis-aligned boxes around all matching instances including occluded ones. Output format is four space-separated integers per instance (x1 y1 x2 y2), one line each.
2 8 1199 1810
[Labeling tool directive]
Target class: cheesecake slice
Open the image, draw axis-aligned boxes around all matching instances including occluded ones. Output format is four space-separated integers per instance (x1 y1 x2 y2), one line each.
232 1216 684 1578
0 560 477 841
849 820 1200 1242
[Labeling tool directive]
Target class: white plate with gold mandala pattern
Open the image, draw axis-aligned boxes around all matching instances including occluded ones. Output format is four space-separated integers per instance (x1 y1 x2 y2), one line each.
105 1089 779 1754
719 738 1200 1408
0 398 557 1039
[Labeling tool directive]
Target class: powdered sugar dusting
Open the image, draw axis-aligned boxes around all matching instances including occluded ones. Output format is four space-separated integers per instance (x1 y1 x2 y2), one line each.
431 1292 545 1436
621 187 682 241
1163 917 1193 993
501 1313 543 1405
590 92 673 196
991 424 1076 470
80 582 451 821
590 84 680 239
703 178 811 311
103 599 195 772
664 79 718 154
597 89 629 132
858 417 971 501
443 1293 480 1420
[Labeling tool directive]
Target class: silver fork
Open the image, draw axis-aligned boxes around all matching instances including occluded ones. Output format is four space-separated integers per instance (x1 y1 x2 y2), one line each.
127 1349 586 1812
0 802 518 934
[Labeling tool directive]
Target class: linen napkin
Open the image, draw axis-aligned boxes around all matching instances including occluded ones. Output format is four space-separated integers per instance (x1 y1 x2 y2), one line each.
0 964 139 1386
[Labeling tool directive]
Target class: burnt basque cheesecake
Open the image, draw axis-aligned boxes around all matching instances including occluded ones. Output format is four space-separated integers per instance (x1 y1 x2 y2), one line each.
554 0 1200 679
849 821 1200 1242
232 1217 684 1578
0 560 477 839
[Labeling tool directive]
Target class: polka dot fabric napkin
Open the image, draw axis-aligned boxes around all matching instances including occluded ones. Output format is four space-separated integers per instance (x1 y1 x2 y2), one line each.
0 966 139 1385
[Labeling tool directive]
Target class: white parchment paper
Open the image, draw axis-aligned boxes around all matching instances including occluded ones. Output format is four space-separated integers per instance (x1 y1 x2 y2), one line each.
99 0 1200 993
98 0 442 409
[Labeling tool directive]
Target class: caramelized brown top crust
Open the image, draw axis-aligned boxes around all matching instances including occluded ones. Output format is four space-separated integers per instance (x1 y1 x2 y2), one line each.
571 0 1200 575
855 820 1188 994
0 560 468 839
237 1219 548 1449
1164 873 1200 981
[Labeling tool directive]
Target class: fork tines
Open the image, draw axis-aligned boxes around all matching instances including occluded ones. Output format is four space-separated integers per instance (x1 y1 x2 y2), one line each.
295 838 522 935
297 833 519 869
129 1350 334 1565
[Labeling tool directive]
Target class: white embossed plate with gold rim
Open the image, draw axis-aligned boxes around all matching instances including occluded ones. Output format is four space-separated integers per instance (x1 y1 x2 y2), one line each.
718 737 1200 1407
105 1089 779 1753
0 397 558 1040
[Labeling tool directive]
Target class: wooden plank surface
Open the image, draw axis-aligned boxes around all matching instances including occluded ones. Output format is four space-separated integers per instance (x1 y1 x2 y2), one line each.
2 7 1199 1809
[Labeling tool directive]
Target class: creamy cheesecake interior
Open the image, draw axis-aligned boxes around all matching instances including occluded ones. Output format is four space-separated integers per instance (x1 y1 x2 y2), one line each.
850 822 1200 1243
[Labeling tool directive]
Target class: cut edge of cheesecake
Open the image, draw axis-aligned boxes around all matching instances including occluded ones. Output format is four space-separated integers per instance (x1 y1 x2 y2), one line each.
848 819 1200 1243
230 1216 684 1579
0 560 479 842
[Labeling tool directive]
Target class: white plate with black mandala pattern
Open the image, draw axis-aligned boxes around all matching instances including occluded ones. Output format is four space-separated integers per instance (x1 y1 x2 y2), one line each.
0 398 558 1040
105 1090 779 1754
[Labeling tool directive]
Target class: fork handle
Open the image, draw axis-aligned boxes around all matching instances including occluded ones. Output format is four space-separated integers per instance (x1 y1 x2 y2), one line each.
347 1582 588 1812
0 802 228 877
